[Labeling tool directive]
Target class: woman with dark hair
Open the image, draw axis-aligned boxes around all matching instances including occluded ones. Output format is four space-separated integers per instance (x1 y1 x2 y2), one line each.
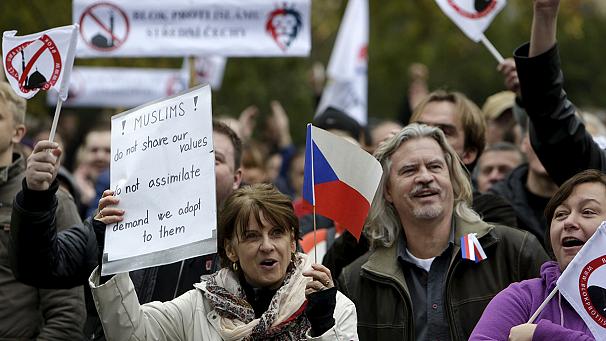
470 169 606 340
89 183 357 340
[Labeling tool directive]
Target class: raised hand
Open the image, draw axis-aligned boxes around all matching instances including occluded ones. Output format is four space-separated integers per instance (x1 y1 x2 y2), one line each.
497 58 520 96
25 140 61 191
303 263 334 296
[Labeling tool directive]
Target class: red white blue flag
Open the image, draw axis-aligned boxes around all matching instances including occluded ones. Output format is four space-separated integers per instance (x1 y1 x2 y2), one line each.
461 233 487 262
302 124 382 240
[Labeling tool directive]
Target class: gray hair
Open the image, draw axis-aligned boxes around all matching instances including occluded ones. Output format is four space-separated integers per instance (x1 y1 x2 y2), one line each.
365 123 480 248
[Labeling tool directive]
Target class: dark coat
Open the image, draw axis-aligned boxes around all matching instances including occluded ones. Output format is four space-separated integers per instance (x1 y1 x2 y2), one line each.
323 191 518 279
489 164 548 246
338 216 550 341
2 154 85 340
10 181 216 340
515 43 606 185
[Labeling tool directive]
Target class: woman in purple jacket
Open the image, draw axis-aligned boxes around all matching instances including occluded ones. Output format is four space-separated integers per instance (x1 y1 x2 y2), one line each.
470 169 606 341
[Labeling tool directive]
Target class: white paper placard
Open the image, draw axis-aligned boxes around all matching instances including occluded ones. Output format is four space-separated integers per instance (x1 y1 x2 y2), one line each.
102 84 216 275
73 0 311 57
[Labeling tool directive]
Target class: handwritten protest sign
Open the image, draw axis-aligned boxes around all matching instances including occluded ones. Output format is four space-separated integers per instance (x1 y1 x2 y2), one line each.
101 85 215 275
73 0 311 58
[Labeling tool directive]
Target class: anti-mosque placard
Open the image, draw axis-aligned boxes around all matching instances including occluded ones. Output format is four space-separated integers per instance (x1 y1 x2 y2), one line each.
102 84 215 275
73 0 311 57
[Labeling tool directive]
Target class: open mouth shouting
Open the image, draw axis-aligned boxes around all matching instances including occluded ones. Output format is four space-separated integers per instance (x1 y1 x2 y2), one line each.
560 236 585 254
259 258 279 270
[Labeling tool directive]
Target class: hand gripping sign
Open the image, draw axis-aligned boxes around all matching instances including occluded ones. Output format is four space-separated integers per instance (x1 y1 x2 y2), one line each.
102 85 216 276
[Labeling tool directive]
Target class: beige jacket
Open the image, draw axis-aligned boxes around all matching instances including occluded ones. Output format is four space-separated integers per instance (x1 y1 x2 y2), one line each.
90 261 358 340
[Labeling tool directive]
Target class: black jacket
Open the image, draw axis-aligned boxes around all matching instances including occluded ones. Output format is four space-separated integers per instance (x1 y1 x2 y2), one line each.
489 164 548 246
323 191 518 279
514 43 606 185
10 181 218 340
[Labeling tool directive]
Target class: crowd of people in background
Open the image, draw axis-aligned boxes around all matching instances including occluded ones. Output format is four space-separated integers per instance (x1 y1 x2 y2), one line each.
1 0 606 340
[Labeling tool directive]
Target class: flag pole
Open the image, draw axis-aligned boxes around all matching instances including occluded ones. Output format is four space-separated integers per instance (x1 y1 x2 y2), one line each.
479 33 504 64
309 124 318 264
48 97 63 143
528 286 559 323
189 56 196 88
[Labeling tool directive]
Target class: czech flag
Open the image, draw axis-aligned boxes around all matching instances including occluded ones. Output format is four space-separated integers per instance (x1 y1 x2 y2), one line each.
302 124 382 240
460 233 487 263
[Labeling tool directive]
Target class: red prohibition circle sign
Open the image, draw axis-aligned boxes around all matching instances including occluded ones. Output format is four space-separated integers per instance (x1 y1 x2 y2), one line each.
578 255 606 328
79 2 129 52
4 34 62 94
446 0 498 19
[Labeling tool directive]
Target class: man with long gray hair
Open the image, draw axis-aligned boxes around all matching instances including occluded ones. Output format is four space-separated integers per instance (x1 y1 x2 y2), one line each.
338 123 549 340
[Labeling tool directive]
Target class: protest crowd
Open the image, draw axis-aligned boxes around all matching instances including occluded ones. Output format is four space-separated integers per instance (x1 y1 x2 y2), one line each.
2 0 606 340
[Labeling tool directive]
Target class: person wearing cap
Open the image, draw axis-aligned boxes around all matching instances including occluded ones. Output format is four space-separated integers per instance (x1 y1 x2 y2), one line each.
482 91 522 146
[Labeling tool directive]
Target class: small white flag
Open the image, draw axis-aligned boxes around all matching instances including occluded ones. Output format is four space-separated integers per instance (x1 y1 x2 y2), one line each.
316 0 368 125
434 0 506 42
2 25 78 101
190 56 227 90
557 221 606 340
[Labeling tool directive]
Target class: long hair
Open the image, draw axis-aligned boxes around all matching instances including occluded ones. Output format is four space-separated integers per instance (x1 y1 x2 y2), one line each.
365 123 480 248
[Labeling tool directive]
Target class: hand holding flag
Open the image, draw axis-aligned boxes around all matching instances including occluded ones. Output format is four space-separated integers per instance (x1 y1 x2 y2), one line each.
527 221 606 340
3 25 78 101
2 25 79 142
434 0 506 63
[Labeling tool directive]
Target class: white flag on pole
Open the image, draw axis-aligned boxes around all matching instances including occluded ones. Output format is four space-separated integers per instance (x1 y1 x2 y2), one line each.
557 221 606 340
2 25 78 100
316 0 368 125
434 0 506 42
192 56 227 90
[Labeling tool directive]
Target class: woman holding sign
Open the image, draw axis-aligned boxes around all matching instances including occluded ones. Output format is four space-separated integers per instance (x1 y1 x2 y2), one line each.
469 169 606 341
90 183 358 340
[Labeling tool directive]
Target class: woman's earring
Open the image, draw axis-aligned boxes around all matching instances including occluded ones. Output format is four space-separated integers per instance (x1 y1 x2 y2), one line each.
232 261 239 272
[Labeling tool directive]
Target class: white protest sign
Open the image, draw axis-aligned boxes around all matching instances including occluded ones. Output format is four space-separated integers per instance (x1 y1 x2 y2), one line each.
46 66 188 108
73 0 311 58
102 85 215 275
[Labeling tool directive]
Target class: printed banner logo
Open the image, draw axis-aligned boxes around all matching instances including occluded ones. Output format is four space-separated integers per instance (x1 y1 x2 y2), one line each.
79 2 129 51
4 34 62 94
579 255 606 328
446 0 498 19
265 4 303 51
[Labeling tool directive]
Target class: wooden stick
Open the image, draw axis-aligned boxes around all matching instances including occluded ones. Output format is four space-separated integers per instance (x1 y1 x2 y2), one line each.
528 286 559 323
480 33 505 64
48 97 63 143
